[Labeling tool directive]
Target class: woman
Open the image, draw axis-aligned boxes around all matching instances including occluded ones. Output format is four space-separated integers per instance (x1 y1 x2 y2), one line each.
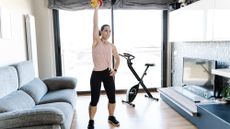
87 6 120 129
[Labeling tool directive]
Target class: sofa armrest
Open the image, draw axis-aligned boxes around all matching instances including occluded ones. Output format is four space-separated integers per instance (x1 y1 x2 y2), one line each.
43 76 77 91
0 108 64 129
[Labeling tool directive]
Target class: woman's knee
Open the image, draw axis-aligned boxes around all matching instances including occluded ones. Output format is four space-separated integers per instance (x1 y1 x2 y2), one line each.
108 96 116 104
90 101 99 106
109 100 116 104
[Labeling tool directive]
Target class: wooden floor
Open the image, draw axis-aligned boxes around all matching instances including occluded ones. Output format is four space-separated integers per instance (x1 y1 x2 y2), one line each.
71 93 197 129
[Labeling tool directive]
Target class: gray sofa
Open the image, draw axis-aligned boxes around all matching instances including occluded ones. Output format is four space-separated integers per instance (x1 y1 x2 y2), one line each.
0 61 77 129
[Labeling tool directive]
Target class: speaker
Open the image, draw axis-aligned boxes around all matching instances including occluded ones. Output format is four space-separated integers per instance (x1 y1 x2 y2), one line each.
111 0 116 5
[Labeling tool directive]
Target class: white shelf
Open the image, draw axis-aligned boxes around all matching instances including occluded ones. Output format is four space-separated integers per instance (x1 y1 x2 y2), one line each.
160 87 217 116
212 69 230 78
159 87 198 116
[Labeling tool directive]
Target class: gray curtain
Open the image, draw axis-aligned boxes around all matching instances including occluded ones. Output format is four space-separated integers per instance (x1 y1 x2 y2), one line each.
48 0 177 11
48 0 113 10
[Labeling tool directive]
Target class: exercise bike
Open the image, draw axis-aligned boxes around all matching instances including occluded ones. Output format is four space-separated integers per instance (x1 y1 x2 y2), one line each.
119 53 159 107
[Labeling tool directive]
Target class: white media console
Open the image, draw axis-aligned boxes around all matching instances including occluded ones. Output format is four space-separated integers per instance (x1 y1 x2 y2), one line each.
159 87 214 116
160 68 230 129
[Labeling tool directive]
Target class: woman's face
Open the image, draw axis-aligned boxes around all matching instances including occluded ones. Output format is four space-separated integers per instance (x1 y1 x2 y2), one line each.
101 26 111 40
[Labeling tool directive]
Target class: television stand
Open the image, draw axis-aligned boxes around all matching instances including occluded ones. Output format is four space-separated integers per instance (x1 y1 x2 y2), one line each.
160 87 198 116
182 85 214 99
159 87 215 126
173 86 211 103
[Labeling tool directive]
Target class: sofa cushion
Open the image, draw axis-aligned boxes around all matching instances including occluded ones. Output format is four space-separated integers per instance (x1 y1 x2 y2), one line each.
39 89 76 108
20 78 48 104
0 90 35 113
43 76 77 91
13 125 61 129
0 108 64 129
9 125 61 129
0 66 18 99
35 102 74 129
12 61 35 88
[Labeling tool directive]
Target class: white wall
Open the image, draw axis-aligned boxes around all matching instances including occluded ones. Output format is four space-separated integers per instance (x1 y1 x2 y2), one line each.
0 0 56 79
33 0 56 79
0 0 34 66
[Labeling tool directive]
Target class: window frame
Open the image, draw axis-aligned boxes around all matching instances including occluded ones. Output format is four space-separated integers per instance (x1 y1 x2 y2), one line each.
52 9 169 93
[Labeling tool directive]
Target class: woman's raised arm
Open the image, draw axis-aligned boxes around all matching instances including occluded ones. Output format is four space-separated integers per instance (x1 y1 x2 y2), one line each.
93 7 100 47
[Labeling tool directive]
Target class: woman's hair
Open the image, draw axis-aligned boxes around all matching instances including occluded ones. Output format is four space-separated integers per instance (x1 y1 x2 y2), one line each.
99 24 110 36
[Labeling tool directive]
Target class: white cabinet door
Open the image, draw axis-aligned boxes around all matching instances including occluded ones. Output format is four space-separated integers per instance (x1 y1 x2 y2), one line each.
169 0 214 42
213 0 230 40
169 7 205 42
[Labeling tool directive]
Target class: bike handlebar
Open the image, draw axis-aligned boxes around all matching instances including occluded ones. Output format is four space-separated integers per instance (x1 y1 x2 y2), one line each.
119 53 135 61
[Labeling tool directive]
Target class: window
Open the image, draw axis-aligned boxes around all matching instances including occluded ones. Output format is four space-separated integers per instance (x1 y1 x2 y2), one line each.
114 10 162 90
59 10 162 92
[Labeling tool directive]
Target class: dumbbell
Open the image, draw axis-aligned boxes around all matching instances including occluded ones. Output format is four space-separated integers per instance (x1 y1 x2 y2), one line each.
90 0 103 8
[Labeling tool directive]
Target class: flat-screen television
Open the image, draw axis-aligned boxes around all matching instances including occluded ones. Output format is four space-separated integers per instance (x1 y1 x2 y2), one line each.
182 57 216 98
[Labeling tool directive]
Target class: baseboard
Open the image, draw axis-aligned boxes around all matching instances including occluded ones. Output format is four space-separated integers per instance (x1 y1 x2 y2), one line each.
77 88 158 96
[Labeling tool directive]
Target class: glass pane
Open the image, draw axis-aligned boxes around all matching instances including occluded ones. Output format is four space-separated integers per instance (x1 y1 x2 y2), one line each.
59 10 111 91
114 10 162 90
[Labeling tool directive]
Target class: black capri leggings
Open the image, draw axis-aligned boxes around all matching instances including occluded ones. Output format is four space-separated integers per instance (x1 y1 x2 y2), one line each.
90 68 116 106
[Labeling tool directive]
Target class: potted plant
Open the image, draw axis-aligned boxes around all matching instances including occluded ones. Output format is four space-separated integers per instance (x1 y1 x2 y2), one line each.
221 84 230 102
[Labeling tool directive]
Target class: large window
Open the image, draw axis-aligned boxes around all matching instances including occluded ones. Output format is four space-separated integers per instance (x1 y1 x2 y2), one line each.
114 10 162 90
59 10 162 92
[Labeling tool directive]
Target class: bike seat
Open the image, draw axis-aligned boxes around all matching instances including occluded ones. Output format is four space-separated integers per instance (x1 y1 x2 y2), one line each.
145 63 155 67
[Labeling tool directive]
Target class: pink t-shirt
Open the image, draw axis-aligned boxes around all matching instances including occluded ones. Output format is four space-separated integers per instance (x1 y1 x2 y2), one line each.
92 42 112 71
